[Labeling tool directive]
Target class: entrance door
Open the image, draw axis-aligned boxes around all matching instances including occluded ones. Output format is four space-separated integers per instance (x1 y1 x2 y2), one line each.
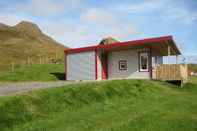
139 52 149 72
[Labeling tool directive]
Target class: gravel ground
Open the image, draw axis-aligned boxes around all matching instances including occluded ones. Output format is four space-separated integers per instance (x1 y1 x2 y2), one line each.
0 81 75 96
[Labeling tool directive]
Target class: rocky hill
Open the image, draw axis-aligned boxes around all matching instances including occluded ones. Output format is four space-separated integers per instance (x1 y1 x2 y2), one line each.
0 21 67 69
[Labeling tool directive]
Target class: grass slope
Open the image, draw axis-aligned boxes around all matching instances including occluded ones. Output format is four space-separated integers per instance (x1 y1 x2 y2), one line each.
0 78 197 131
0 64 64 82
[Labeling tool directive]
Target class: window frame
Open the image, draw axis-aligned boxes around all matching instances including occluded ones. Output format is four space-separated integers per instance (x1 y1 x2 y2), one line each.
119 60 127 71
139 51 149 72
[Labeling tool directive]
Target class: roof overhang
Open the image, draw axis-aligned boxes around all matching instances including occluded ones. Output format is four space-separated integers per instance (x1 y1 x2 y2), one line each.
64 35 181 56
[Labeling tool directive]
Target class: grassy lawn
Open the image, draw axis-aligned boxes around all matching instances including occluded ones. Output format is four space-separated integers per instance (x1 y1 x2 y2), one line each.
0 64 64 82
0 78 197 131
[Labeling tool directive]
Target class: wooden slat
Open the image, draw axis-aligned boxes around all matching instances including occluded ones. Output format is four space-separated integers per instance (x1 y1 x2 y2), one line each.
156 64 188 81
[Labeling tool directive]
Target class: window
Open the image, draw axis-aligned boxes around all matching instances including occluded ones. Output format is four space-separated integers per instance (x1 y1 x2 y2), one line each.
139 52 149 72
119 60 127 70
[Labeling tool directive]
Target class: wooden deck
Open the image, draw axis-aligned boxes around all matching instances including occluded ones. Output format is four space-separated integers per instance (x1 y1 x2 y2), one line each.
154 64 188 83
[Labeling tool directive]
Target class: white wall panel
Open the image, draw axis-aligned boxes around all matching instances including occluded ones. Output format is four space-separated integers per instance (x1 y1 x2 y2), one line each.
108 49 150 79
67 51 95 80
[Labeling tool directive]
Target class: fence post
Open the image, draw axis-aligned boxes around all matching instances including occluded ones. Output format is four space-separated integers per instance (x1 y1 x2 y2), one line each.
27 57 30 66
46 57 48 64
11 62 14 72
39 56 42 64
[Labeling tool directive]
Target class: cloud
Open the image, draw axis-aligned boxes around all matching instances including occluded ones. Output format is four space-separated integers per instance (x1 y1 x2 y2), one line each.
80 8 118 26
114 0 163 13
0 0 196 55
163 7 197 24
1 0 82 17
183 55 197 64
26 0 65 16
113 0 197 25
80 8 139 42
0 14 20 25
0 13 32 26
38 20 93 47
38 8 139 48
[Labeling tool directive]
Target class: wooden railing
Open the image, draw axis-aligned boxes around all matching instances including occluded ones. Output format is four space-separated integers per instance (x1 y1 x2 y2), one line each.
154 64 188 83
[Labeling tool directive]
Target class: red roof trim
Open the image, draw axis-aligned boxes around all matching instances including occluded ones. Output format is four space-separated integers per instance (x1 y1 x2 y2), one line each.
64 35 179 54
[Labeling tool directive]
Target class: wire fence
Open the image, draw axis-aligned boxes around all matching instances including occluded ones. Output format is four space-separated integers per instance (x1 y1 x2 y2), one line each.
0 57 64 72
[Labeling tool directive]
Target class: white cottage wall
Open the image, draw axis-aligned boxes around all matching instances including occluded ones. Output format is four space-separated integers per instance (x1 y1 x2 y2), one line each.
108 49 150 79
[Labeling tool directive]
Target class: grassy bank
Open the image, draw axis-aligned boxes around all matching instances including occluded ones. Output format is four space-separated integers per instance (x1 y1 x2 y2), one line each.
0 78 197 131
0 64 64 82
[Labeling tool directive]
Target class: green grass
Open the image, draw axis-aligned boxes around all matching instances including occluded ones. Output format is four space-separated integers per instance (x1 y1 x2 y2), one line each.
0 78 197 131
0 64 64 82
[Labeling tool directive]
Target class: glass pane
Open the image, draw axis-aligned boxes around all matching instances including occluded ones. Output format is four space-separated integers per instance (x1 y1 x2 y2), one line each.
119 60 127 70
140 53 148 71
141 56 147 69
121 64 126 69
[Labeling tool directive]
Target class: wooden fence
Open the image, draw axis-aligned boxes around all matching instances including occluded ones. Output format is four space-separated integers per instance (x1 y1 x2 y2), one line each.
155 64 188 83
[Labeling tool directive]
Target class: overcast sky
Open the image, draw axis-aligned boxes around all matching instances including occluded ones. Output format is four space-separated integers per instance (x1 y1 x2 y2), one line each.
0 0 197 58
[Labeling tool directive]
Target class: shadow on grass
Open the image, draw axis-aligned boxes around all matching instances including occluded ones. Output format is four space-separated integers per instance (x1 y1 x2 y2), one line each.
167 80 183 86
50 73 65 80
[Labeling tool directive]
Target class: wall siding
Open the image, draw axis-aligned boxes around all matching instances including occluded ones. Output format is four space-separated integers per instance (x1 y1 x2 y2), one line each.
67 51 95 80
108 49 150 79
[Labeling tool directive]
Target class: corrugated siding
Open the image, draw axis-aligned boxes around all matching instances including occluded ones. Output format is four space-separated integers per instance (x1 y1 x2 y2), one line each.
67 51 95 80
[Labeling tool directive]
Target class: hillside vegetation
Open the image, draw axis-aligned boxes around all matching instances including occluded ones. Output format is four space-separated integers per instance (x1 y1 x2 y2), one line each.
0 64 64 82
0 21 66 70
0 78 197 131
189 64 197 72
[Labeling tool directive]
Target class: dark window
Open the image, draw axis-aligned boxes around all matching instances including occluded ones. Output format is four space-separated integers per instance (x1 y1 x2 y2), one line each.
139 52 149 71
119 60 127 70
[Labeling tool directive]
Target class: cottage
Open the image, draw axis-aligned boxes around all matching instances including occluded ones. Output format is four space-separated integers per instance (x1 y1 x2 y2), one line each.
64 36 188 82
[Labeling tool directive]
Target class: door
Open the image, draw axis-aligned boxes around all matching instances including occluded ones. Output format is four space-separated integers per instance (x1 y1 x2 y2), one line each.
139 52 149 72
67 51 95 80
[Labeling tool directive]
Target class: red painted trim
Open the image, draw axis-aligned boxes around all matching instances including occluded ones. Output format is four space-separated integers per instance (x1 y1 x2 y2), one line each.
95 50 98 80
102 53 108 80
64 36 180 54
66 45 98 54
